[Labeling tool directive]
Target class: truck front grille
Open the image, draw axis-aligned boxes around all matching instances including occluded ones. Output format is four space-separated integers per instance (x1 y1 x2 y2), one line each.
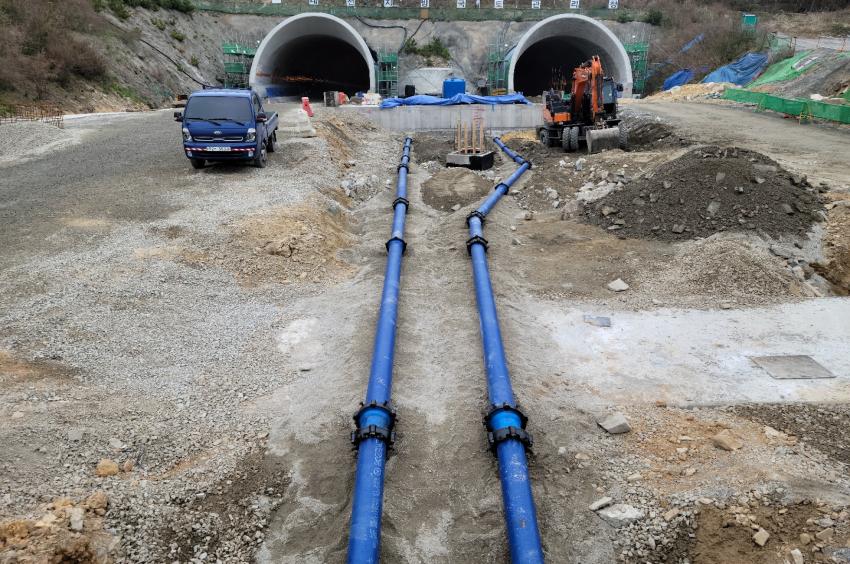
193 136 244 142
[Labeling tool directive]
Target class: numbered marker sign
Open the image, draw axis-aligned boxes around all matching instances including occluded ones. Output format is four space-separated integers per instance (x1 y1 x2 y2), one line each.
569 0 579 8
308 0 319 5
531 0 540 8
457 0 465 7
420 0 429 6
494 0 503 8
346 0 355 5
384 0 393 6
607 0 618 7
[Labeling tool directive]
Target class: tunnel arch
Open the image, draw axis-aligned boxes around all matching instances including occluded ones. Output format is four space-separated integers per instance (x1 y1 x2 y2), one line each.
250 13 375 99
508 14 633 97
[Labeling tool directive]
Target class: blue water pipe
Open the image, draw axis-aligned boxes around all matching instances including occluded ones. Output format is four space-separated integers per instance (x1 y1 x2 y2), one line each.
466 137 544 563
346 137 413 564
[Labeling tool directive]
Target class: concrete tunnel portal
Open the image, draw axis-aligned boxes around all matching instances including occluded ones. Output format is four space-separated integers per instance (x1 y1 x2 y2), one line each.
509 14 633 97
250 13 375 99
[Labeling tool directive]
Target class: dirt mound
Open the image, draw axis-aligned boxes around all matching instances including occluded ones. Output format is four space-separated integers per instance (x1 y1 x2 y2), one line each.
181 199 356 286
0 121 80 166
639 235 802 304
422 168 492 211
623 116 691 151
583 146 824 241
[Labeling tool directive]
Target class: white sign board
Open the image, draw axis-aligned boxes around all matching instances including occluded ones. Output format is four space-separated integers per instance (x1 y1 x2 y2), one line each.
420 0 429 6
531 0 540 8
346 0 355 5
494 0 503 8
271 0 281 4
569 0 579 8
608 0 618 8
308 0 318 5
383 0 393 6
457 0 465 7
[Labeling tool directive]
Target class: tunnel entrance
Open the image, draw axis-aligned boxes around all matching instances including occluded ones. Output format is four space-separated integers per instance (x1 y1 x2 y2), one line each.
251 13 376 99
508 14 633 97
267 35 370 99
513 37 602 96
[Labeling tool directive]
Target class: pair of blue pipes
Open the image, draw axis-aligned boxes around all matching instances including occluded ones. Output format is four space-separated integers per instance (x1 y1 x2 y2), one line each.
346 136 543 563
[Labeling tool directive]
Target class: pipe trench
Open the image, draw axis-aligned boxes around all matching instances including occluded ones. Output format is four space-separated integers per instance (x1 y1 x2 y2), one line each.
346 138 413 564
466 138 544 563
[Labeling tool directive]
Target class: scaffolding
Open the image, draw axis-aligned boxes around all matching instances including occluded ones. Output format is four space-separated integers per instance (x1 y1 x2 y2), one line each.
624 41 649 94
487 41 509 95
377 50 398 98
222 41 257 88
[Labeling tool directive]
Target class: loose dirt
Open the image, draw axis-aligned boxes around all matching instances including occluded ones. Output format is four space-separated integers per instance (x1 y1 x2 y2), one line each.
421 167 492 211
583 146 825 241
819 196 850 293
0 121 83 167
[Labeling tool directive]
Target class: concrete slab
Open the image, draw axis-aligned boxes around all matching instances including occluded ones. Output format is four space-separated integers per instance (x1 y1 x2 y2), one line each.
535 298 850 406
751 355 835 380
346 103 543 131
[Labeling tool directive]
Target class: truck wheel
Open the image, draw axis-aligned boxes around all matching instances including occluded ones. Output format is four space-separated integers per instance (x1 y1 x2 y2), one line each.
190 158 205 170
253 147 267 168
267 132 277 153
618 124 629 151
538 128 550 147
568 127 579 152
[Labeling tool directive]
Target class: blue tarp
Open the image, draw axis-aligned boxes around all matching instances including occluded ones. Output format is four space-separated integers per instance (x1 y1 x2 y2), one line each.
663 69 694 90
702 52 769 86
380 93 530 109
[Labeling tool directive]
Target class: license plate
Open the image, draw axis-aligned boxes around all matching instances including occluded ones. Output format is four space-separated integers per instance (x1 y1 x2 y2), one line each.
205 146 231 152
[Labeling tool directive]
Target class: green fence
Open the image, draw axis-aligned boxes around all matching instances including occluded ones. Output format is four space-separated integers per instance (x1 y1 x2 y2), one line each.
192 0 644 22
724 88 850 124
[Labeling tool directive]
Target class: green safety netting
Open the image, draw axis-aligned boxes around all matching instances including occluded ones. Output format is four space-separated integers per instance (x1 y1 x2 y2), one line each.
748 51 817 87
724 88 850 124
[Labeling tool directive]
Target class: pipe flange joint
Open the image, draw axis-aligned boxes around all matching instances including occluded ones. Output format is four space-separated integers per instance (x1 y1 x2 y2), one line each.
466 235 489 255
393 196 410 213
351 400 397 449
494 182 509 193
397 161 410 173
465 210 486 227
483 403 529 430
487 426 533 452
386 236 407 255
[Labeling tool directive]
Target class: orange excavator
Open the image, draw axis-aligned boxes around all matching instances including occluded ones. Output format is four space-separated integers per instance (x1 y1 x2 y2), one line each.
538 55 627 153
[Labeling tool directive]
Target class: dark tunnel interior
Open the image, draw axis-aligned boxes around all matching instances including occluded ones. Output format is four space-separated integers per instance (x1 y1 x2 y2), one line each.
269 35 370 99
513 37 603 96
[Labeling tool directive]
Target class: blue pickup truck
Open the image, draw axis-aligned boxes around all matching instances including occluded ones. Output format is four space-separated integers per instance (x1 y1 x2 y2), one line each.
174 89 279 169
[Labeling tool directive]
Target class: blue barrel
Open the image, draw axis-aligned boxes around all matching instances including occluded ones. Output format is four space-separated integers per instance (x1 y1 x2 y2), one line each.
443 77 466 98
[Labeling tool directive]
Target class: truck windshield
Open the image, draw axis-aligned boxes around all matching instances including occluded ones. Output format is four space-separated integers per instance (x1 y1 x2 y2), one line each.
184 96 252 124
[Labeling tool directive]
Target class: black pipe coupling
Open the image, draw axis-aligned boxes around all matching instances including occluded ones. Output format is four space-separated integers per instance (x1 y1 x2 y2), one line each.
466 235 489 255
465 210 486 227
493 182 508 193
386 236 408 255
351 400 397 449
397 161 410 173
483 403 533 453
393 196 410 214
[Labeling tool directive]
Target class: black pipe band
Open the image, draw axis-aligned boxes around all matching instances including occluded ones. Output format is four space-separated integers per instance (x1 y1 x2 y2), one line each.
386 236 407 255
465 210 486 227
483 403 529 430
466 235 489 255
487 426 533 452
393 196 410 213
397 162 410 172
351 425 396 448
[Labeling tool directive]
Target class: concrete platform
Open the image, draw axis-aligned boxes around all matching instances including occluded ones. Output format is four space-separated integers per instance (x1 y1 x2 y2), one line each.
345 103 543 131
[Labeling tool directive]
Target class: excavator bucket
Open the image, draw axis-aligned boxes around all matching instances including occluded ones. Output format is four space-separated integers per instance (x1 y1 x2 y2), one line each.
585 127 620 154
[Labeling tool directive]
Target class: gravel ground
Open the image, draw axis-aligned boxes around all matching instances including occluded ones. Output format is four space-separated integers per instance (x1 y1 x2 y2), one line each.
1 101 849 563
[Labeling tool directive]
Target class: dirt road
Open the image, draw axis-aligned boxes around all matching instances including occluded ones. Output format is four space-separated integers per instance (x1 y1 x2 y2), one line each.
627 101 850 187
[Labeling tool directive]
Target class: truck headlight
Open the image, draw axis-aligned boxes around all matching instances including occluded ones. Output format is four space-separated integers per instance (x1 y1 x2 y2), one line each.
245 128 256 142
182 127 192 141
